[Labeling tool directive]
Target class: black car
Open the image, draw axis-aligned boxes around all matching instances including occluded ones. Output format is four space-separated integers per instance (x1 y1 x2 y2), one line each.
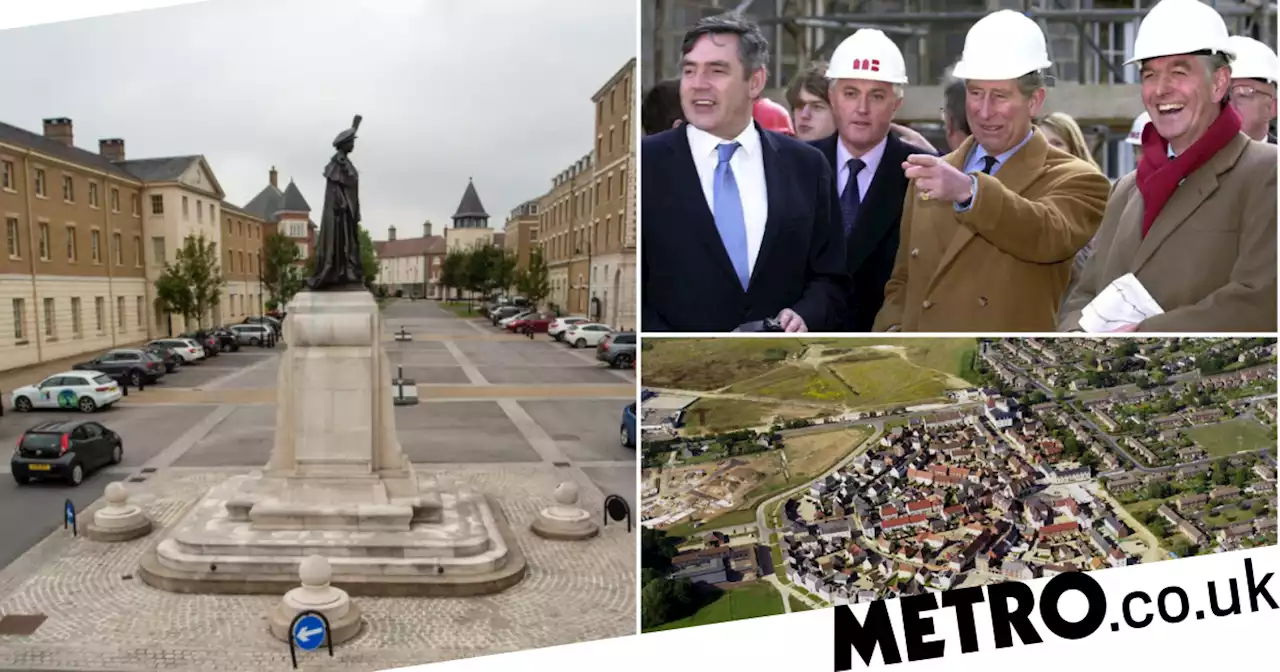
142 343 183 373
11 419 123 486
180 331 220 356
212 326 241 352
73 349 166 386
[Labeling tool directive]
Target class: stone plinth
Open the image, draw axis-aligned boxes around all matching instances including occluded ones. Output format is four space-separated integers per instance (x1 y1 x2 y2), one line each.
137 290 525 596
531 482 599 541
268 555 363 645
86 482 153 542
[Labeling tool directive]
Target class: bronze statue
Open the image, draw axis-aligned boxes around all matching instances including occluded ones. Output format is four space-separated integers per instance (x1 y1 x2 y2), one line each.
306 115 366 291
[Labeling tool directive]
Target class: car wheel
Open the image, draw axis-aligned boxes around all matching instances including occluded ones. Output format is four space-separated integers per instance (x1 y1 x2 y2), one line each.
129 371 142 387
575 338 586 349
110 443 123 465
620 426 631 447
68 463 84 486
13 472 29 485
615 354 633 369
14 396 32 412
78 397 98 413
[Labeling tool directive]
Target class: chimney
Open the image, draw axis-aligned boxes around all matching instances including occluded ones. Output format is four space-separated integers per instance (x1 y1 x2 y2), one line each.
388 225 397 241
99 138 125 162
42 118 74 147
269 166 278 189
424 220 432 238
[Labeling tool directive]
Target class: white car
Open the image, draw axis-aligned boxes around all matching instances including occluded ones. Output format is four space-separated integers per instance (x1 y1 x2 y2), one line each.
149 338 205 362
548 316 589 341
564 323 613 349
498 310 536 328
10 371 124 413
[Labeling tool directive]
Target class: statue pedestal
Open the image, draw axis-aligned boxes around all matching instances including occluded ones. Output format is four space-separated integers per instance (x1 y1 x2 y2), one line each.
137 290 526 596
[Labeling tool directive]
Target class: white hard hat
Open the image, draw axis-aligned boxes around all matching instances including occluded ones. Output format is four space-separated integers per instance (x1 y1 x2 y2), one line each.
1126 111 1151 146
826 29 909 84
1125 0 1235 65
1226 35 1278 83
951 10 1052 81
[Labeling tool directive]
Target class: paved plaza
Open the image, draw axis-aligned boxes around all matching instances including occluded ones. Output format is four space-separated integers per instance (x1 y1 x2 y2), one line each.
0 300 637 671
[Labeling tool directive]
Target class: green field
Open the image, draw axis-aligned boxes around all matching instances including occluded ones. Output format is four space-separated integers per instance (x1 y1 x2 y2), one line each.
682 398 804 433
828 353 958 408
790 596 814 612
728 367 855 404
1185 419 1276 457
650 582 785 631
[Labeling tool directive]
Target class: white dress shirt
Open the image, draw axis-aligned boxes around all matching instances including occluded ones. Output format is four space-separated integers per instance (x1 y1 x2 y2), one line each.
686 122 770 277
836 135 888 202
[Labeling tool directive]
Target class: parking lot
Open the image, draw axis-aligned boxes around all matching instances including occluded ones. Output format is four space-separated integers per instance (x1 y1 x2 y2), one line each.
0 300 636 572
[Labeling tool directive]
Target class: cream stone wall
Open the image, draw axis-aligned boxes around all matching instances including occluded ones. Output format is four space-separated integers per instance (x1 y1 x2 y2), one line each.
0 274 149 372
444 227 492 253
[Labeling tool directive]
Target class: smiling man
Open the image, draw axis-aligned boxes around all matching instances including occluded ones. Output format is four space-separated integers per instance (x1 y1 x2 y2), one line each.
873 10 1110 332
1060 0 1277 332
641 12 848 333
1226 35 1278 144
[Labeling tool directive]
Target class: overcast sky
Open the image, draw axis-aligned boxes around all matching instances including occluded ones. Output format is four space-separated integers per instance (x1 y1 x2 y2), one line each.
0 0 636 241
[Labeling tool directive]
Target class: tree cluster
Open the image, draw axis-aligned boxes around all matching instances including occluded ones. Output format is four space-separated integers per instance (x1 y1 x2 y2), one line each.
640 528 702 630
438 242 549 307
154 233 225 330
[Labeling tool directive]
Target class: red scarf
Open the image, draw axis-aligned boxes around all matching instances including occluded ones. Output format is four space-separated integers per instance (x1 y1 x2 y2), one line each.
1136 103 1241 238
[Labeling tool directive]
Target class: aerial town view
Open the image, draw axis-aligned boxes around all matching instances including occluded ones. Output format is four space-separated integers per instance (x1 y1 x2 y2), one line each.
639 338 1279 631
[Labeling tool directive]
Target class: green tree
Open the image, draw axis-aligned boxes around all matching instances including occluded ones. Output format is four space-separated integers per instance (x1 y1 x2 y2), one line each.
515 247 551 307
155 233 223 329
439 250 467 301
640 577 698 630
261 232 304 307
358 226 379 287
153 265 194 336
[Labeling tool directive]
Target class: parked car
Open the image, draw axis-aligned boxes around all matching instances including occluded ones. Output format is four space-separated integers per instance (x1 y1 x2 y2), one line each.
548 317 589 341
498 310 537 328
229 323 273 346
142 343 184 373
10 419 123 486
148 338 206 363
212 326 241 352
179 330 221 356
564 323 613 349
242 315 282 334
9 371 123 413
621 403 636 448
72 350 165 387
595 332 636 368
506 312 557 333
489 305 526 325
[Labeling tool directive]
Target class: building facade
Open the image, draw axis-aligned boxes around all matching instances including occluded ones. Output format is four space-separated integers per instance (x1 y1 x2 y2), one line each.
503 200 540 273
443 179 495 254
588 58 636 331
374 220 446 298
220 202 267 324
538 154 593 315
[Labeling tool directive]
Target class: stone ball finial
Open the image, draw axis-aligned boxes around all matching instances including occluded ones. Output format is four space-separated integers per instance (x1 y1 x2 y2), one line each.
553 481 580 506
299 555 332 587
105 482 128 506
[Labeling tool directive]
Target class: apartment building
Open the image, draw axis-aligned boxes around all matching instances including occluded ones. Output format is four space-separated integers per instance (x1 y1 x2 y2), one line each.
374 220 446 298
241 167 315 265
2 119 149 370
588 58 636 331
538 153 594 315
503 200 540 272
220 202 267 321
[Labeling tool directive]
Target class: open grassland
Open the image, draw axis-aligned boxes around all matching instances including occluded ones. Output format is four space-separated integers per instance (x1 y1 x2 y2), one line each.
828 353 962 408
682 398 819 433
642 339 808 391
1185 418 1276 457
649 582 784 631
727 367 855 405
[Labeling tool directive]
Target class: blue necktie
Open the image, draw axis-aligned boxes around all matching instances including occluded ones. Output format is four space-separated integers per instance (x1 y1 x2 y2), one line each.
714 142 751 291
840 158 866 237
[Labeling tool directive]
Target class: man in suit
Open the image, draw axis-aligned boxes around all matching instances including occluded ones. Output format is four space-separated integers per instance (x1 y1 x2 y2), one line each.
641 12 848 332
808 29 933 332
1226 35 1278 145
873 10 1109 332
1060 0 1277 332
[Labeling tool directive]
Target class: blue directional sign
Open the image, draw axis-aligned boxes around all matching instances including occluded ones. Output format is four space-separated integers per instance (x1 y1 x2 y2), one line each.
65 501 75 525
292 613 326 651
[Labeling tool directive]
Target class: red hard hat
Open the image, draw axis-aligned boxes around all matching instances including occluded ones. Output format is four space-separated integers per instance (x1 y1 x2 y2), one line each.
753 98 795 135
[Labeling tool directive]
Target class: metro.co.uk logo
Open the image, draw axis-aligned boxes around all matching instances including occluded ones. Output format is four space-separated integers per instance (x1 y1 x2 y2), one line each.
834 558 1275 669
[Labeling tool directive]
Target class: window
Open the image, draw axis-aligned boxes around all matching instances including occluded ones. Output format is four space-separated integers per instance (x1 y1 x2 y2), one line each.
226 250 233 272
1 159 13 190
238 220 243 236
113 232 122 265
609 129 615 155
129 192 138 215
71 297 82 336
606 175 612 202
43 297 55 338
238 251 244 273
89 182 99 208
12 298 25 340
62 175 74 202
91 230 101 262
136 296 144 327
5 217 18 258
38 222 49 260
152 237 165 265
133 236 142 267
65 225 76 261
197 199 203 223
151 194 164 214
34 169 46 197
210 204 214 222
95 297 104 332
182 196 188 219
117 296 125 329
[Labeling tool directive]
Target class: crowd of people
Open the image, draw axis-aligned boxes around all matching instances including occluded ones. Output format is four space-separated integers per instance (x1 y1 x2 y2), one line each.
639 0 1277 333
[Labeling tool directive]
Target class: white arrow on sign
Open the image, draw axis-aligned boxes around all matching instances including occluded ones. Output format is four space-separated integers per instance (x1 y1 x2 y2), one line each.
296 626 323 643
